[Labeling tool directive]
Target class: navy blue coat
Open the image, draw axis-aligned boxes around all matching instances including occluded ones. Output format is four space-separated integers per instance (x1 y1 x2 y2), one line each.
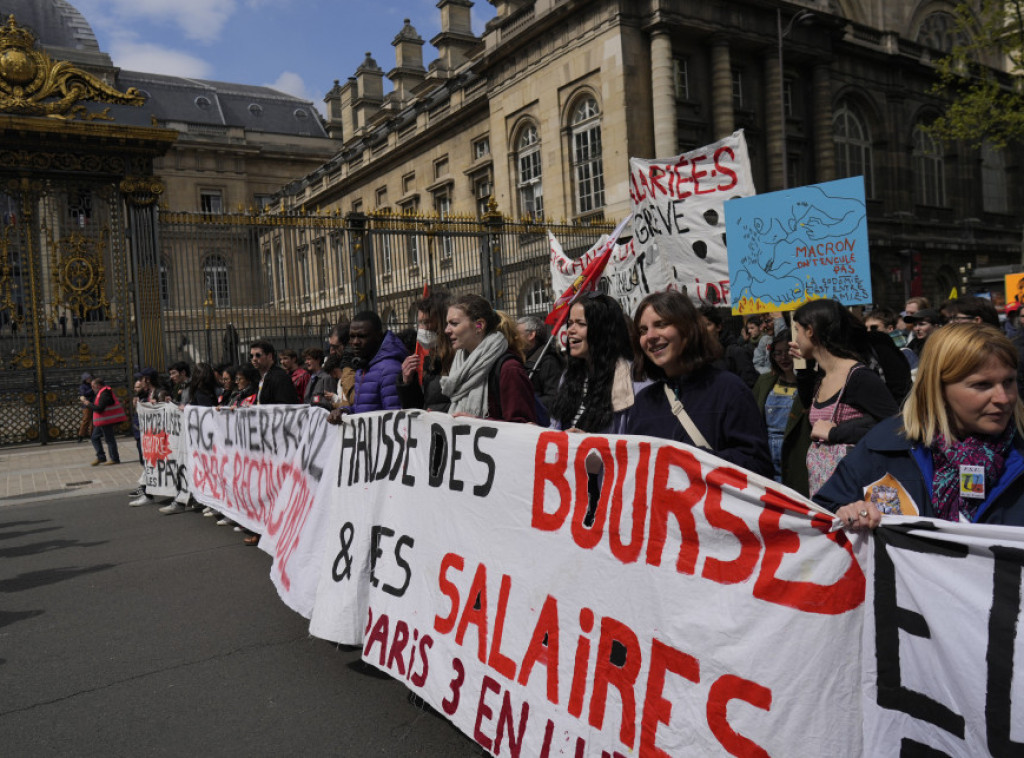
814 416 1024 526
624 367 773 479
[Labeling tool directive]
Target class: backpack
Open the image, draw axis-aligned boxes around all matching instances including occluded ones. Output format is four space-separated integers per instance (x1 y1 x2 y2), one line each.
489 353 550 426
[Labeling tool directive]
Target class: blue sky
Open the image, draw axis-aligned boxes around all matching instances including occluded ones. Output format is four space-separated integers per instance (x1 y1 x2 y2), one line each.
73 0 496 109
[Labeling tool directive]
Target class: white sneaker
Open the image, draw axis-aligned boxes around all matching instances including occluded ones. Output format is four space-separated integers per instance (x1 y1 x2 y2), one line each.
202 507 215 516
129 494 154 507
232 526 243 532
216 518 233 526
158 503 187 515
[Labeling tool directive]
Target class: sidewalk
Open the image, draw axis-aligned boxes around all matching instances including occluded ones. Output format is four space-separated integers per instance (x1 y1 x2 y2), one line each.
0 437 141 505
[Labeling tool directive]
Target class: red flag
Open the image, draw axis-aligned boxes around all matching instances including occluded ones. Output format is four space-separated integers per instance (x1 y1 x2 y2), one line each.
544 214 632 330
414 282 430 385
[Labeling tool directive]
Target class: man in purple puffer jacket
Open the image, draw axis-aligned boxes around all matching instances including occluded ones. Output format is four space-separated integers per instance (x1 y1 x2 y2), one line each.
348 311 407 413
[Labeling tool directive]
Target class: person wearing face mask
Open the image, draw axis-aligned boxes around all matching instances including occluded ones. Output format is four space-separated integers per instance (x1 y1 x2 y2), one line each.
818 323 1024 528
397 290 453 411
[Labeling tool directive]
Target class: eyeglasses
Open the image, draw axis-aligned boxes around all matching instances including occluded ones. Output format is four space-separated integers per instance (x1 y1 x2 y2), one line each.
250 352 263 359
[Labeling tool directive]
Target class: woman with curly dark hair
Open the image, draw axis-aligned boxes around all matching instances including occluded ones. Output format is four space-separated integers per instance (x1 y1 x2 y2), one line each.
625 291 772 477
185 362 219 407
549 293 637 433
791 298 898 495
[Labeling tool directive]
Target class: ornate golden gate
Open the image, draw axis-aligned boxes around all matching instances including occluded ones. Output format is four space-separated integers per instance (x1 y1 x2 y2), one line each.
0 15 175 445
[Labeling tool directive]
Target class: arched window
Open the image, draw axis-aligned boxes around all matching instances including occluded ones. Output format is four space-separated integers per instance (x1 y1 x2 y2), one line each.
203 254 229 307
516 123 543 220
571 96 605 214
912 124 945 206
982 141 1009 214
916 12 965 54
521 277 550 315
833 102 874 197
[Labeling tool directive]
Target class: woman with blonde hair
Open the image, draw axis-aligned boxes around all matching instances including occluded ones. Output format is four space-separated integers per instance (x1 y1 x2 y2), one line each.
816 323 1024 528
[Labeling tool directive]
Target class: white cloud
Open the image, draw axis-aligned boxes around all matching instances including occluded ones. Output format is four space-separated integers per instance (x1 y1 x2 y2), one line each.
110 41 212 79
83 0 237 44
265 71 312 101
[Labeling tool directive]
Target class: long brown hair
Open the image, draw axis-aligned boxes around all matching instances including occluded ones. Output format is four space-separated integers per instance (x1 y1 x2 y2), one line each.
633 291 719 380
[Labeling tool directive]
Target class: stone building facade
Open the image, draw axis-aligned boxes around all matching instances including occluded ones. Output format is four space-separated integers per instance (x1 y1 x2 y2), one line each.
281 0 1024 312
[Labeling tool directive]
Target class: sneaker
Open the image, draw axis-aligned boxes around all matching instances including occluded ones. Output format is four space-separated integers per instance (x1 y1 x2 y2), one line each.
129 494 155 507
128 486 145 497
202 507 214 516
90 459 104 466
158 503 187 515
216 518 233 526
233 525 244 532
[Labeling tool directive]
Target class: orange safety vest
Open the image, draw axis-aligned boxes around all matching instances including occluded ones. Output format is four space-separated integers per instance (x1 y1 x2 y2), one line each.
92 386 128 427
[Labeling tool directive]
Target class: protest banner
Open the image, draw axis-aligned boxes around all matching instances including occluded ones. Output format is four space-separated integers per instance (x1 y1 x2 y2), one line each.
1005 272 1024 310
855 519 1024 756
724 176 871 314
309 411 866 756
629 130 756 307
183 405 338 615
137 402 188 500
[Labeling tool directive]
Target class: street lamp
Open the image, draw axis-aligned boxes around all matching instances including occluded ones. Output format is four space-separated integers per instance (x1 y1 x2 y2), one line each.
777 8 814 189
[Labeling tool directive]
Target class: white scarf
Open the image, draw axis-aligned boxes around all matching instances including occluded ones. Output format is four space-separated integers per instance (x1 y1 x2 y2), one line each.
440 332 509 417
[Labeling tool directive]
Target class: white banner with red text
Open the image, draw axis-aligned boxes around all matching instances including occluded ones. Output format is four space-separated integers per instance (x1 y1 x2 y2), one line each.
629 129 756 308
137 402 189 500
183 405 337 616
307 410 866 756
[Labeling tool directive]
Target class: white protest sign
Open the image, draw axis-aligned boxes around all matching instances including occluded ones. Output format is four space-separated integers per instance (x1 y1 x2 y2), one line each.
183 405 338 615
137 402 188 499
549 233 669 322
309 411 865 756
629 130 756 307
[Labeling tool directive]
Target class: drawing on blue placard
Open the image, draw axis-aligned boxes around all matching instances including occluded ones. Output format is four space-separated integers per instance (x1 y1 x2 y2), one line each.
726 179 869 313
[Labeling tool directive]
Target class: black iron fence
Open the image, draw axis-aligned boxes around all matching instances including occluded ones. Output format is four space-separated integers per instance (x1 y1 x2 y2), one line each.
153 207 612 368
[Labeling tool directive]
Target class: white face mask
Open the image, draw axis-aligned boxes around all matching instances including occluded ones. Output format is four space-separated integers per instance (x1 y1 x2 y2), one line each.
416 328 437 349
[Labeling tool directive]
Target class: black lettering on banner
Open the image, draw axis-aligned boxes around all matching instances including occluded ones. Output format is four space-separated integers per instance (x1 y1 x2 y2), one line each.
370 525 393 588
402 413 418 487
339 418 357 487
473 427 498 497
429 424 448 487
375 412 396 481
389 412 406 481
332 522 355 582
449 425 471 492
986 546 1024 757
386 534 415 597
898 739 951 757
874 524 967 738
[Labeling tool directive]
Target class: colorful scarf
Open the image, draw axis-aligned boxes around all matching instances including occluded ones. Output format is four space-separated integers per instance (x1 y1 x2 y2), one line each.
930 427 1014 522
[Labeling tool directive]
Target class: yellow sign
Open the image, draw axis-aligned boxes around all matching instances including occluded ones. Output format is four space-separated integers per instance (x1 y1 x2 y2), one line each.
1004 272 1024 311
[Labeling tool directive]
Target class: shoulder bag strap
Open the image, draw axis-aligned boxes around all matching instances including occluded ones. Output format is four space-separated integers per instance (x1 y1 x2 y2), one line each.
663 383 711 450
829 364 861 423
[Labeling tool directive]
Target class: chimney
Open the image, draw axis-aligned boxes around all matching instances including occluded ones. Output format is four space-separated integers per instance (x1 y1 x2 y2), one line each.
388 19 426 107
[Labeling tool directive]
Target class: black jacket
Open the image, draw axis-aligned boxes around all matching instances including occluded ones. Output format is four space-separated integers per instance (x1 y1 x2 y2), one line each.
525 343 563 412
256 365 300 405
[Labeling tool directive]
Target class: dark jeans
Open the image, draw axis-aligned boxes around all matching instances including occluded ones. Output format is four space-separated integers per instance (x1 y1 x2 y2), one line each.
91 424 120 463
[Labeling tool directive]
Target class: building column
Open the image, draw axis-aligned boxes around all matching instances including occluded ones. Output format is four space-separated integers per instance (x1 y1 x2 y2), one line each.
710 38 733 139
813 62 836 182
651 29 677 158
766 49 784 191
121 176 167 372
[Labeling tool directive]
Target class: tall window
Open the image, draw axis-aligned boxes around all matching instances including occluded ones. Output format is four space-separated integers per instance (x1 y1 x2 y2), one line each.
378 234 393 275
982 141 1009 214
204 254 229 306
473 171 493 217
731 70 744 109
833 102 874 198
297 248 311 294
516 124 543 220
434 190 453 259
521 278 550 315
274 245 285 300
912 124 945 206
571 97 605 214
200 190 223 214
673 58 690 100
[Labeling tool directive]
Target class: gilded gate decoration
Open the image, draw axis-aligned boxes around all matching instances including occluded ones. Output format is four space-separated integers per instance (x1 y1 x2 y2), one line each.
0 15 174 446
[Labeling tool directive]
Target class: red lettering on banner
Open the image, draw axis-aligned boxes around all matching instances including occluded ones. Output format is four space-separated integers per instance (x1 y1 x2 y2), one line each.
571 437 614 549
516 594 560 704
589 616 642 748
753 487 865 614
474 676 529 758
647 446 706 573
141 430 172 466
706 674 772 758
639 639 701 757
364 611 391 667
609 440 649 564
533 432 571 530
713 146 739 190
488 573 517 679
434 551 465 635
701 467 759 584
568 607 594 718
455 562 490 664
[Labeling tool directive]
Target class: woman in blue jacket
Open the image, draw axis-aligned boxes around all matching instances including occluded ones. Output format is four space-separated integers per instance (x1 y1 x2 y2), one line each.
816 323 1024 528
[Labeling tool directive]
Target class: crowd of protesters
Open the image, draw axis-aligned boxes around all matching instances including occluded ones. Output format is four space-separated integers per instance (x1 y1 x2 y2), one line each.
108 288 1024 539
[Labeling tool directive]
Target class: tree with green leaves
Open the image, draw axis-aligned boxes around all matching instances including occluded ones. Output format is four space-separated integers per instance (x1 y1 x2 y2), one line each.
929 1 1024 148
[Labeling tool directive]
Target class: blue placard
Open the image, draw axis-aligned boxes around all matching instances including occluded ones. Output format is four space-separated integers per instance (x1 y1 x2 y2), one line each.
724 176 871 313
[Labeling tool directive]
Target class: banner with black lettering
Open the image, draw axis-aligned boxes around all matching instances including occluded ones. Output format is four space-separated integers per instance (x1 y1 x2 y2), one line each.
184 405 337 615
629 130 755 307
855 520 1024 756
309 411 865 756
138 403 189 500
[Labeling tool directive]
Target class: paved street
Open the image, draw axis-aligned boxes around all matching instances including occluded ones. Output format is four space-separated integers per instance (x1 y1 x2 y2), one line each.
0 442 482 756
